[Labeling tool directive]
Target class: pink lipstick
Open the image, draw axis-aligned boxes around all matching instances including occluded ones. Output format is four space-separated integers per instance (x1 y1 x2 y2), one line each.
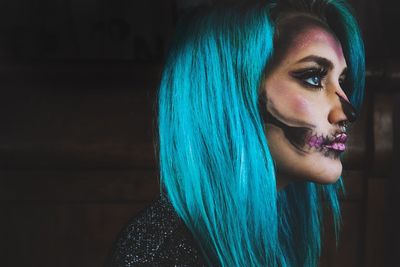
323 133 347 152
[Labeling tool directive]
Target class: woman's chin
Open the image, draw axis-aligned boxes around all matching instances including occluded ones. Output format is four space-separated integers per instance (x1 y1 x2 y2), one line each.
275 150 343 187
303 153 343 184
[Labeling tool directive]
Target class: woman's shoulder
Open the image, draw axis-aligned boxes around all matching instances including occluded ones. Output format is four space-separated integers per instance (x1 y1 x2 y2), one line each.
105 196 207 267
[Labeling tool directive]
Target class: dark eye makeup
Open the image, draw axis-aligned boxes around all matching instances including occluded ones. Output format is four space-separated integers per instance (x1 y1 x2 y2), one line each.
290 68 328 89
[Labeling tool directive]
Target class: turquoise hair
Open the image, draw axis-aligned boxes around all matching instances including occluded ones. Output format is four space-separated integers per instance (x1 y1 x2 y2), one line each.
157 0 365 266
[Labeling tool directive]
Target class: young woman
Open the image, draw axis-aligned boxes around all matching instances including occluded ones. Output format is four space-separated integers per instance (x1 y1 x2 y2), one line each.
107 0 365 266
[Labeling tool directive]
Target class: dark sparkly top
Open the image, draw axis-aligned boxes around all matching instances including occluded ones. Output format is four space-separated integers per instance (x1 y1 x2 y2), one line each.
105 196 208 267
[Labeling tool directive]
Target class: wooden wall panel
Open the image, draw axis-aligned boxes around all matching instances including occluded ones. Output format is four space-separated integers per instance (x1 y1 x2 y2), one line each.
386 94 400 266
365 179 386 267
373 94 395 176
320 171 366 267
321 202 364 267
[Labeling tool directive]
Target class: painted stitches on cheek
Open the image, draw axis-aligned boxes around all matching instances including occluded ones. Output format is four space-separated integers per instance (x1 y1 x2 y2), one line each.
259 96 314 153
260 94 349 159
305 132 348 159
308 134 324 148
307 133 347 150
261 102 348 159
263 109 313 153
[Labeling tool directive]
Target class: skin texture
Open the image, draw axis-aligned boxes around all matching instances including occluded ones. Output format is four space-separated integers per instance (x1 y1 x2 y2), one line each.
262 25 353 188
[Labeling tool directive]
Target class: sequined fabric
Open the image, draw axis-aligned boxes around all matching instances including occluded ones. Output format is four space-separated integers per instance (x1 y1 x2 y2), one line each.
105 196 207 267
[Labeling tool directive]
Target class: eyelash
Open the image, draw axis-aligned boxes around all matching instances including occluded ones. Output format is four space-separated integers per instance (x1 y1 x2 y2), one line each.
291 68 328 90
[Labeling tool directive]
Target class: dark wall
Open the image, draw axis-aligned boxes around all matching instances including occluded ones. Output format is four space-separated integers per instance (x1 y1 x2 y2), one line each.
0 0 398 266
0 0 175 60
1 0 399 61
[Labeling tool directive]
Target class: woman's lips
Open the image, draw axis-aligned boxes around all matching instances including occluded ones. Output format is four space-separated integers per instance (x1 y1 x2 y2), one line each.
307 132 348 152
323 133 347 152
333 133 347 143
324 142 346 151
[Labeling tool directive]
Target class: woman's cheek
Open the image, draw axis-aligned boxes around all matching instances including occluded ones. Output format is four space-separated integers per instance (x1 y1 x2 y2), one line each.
290 94 313 116
266 79 313 119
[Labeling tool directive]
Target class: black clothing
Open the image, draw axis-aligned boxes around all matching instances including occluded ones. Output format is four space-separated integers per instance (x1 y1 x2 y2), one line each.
105 197 207 267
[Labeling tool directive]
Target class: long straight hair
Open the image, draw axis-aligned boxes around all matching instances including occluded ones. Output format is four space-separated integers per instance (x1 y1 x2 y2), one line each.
157 0 365 266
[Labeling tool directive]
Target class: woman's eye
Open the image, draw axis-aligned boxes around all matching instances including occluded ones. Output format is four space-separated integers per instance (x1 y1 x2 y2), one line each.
291 68 327 89
304 76 322 87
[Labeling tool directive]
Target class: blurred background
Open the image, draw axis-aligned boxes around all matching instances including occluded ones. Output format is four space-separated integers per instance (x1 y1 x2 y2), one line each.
0 0 398 266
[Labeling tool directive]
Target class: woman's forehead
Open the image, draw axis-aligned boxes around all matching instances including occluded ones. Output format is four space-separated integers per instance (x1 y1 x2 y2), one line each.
280 26 346 68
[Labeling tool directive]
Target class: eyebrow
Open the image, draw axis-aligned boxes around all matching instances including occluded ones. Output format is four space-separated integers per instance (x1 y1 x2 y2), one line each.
296 55 347 76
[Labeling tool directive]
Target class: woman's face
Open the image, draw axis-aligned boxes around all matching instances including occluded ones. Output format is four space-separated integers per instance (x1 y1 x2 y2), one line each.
262 25 355 188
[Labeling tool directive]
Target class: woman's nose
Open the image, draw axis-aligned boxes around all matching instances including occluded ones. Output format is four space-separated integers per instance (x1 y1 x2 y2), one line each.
328 92 357 124
338 94 357 122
